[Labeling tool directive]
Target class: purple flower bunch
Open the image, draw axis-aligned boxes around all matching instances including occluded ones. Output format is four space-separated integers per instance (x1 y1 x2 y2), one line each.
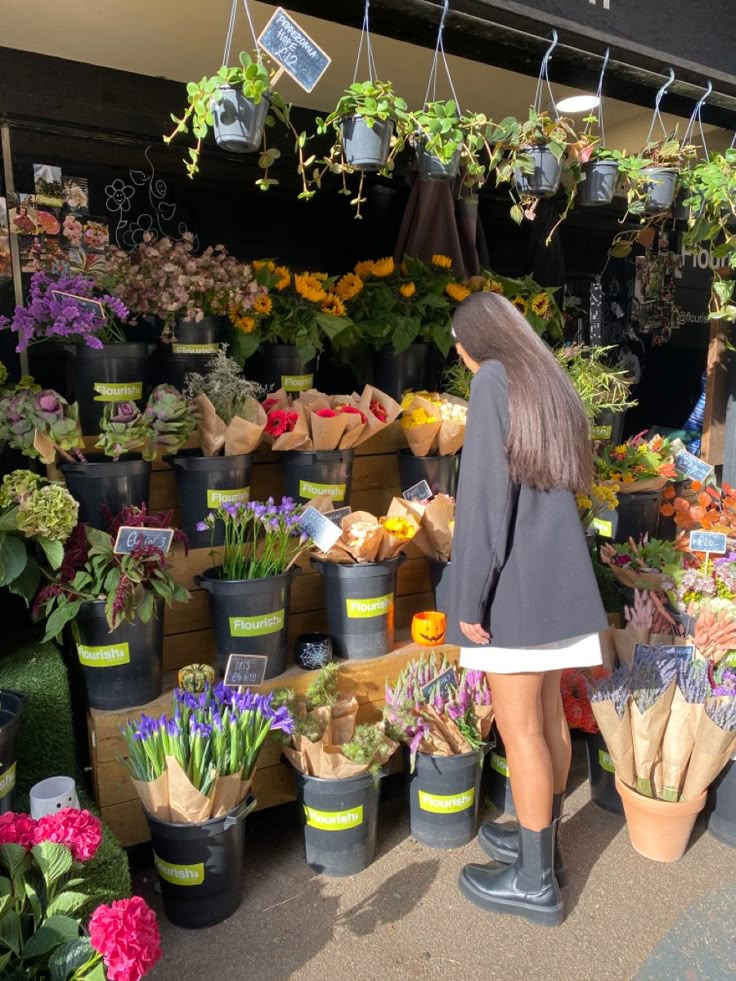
0 272 129 352
589 665 631 720
122 683 294 802
197 496 313 580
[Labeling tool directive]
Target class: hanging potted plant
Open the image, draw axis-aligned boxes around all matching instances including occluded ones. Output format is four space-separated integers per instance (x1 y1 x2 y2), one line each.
33 510 190 711
177 348 267 549
409 100 492 185
615 134 698 216
384 654 494 849
196 496 315 679
230 261 353 393
0 271 146 434
318 79 410 173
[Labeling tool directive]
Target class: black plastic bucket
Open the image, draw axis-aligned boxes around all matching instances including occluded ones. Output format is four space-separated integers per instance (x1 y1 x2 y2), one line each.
579 159 619 207
28 342 73 401
409 748 485 848
341 116 394 171
159 317 225 389
246 343 316 394
197 568 292 679
312 556 405 660
486 730 516 817
372 343 432 401
642 167 678 213
707 758 736 847
281 449 355 506
60 455 152 530
169 450 253 549
428 559 451 614
585 730 624 815
416 145 461 182
397 449 460 498
212 87 270 153
147 795 256 928
592 409 626 445
514 146 563 197
292 768 382 875
613 489 663 544
0 690 23 814
75 599 164 711
69 342 151 434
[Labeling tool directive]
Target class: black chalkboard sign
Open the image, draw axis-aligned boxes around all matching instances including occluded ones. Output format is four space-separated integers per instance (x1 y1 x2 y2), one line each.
421 666 457 702
403 480 432 504
325 506 352 527
689 530 727 554
674 448 713 484
223 654 269 689
113 526 175 554
258 7 331 94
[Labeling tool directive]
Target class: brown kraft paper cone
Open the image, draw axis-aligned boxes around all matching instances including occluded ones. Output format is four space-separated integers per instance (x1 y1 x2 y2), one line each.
629 680 677 795
310 411 349 451
424 705 471 754
194 394 227 457
652 690 703 800
223 401 267 456
474 705 495 740
681 710 736 801
132 773 171 823
210 770 245 818
402 396 443 457
315 745 371 779
612 626 650 668
356 385 402 445
328 696 359 745
166 755 214 824
591 700 636 788
341 511 383 562
270 401 311 451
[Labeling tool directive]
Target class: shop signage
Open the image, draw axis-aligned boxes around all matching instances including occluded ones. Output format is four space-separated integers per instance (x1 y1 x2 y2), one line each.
223 653 269 688
258 8 331 93
229 612 285 637
345 594 393 619
297 505 342 552
418 788 475 813
298 480 346 501
304 805 363 830
113 526 174 554
77 642 130 668
153 854 205 887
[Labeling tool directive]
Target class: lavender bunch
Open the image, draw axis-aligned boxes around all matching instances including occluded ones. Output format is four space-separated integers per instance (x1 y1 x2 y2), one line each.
0 271 129 351
589 665 631 720
197 496 313 580
678 658 712 703
705 696 736 731
629 655 678 714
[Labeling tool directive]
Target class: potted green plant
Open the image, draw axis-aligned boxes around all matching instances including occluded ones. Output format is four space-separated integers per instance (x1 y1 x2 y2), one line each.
554 344 638 438
611 133 698 216
196 497 315 679
318 79 411 173
573 130 621 207
34 512 190 711
409 100 492 185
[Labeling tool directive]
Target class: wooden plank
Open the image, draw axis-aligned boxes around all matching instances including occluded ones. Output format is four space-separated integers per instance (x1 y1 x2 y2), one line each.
163 629 216 673
351 453 399 491
701 318 731 465
163 589 210 636
100 800 150 849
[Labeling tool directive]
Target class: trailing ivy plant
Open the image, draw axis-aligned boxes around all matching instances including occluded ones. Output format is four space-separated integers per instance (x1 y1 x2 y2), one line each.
410 99 493 189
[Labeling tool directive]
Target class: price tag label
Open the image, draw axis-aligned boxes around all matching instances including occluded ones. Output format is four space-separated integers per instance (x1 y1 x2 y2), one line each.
297 505 342 553
223 654 268 689
403 479 432 503
420 666 457 702
113 526 174 554
674 448 713 483
689 530 727 554
51 290 105 319
258 7 331 93
325 506 352 527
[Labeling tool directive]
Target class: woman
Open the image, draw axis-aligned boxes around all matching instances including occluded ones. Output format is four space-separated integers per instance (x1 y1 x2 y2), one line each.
448 292 608 927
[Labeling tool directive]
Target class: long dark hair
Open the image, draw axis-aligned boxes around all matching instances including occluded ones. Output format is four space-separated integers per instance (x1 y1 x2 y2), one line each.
453 291 591 493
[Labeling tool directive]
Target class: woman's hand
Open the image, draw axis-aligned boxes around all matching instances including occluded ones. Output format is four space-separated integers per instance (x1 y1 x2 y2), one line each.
459 621 491 645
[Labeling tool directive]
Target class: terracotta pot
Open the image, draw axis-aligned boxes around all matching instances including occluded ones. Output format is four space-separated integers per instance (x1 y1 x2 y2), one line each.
615 776 706 862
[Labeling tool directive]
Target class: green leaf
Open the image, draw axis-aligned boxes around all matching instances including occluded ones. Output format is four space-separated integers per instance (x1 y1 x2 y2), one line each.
0 536 28 588
0 508 19 532
0 844 28 880
510 204 524 225
49 938 94 981
42 602 81 643
31 842 73 892
38 538 64 571
7 556 40 606
0 895 14 918
392 317 421 354
0 909 21 955
20 915 80 960
46 891 89 918
314 314 350 339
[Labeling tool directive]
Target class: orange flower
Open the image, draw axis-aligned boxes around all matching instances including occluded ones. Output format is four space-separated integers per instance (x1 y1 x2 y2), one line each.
253 294 272 315
400 282 416 298
321 294 346 317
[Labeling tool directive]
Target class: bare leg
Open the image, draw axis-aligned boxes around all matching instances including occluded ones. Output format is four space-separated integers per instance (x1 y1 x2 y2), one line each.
541 669 571 796
488 672 553 831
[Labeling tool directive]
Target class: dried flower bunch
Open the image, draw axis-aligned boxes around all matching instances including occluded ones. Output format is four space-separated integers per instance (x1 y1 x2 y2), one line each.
661 480 736 544
184 347 265 425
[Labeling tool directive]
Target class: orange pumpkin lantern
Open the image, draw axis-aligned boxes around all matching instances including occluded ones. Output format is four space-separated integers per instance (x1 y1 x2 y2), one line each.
411 610 447 646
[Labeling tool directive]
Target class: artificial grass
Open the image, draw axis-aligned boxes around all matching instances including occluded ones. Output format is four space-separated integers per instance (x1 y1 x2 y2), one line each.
0 641 131 909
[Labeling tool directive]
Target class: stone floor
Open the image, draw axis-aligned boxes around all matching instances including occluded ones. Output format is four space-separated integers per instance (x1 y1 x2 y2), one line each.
131 742 736 981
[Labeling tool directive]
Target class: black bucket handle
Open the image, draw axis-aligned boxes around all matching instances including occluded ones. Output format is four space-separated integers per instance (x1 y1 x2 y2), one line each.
224 795 257 830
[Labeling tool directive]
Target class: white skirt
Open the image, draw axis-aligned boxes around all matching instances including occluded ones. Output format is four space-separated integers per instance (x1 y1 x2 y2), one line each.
459 632 603 674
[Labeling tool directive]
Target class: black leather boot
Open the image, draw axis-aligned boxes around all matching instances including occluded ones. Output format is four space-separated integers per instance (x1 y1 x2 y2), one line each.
477 792 567 886
459 824 564 926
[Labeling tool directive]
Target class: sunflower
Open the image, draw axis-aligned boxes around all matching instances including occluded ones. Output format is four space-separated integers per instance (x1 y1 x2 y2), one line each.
253 259 275 272
400 282 416 298
234 315 256 334
354 259 375 280
334 272 364 301
466 276 487 293
273 265 291 290
445 282 471 303
371 256 395 277
321 294 346 317
431 254 453 270
487 280 504 294
530 293 551 317
253 294 273 315
295 273 327 304
510 296 528 315
313 272 329 282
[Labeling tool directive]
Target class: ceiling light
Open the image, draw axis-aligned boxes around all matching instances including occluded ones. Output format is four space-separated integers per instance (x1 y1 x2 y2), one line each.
555 94 601 114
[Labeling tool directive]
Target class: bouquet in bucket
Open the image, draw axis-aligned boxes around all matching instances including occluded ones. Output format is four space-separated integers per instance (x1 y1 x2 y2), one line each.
184 347 268 456
407 493 455 562
262 384 401 452
383 653 493 769
96 384 198 461
311 499 420 563
276 665 399 778
594 432 676 492
121 683 294 822
599 536 685 590
400 389 467 457
608 587 687 667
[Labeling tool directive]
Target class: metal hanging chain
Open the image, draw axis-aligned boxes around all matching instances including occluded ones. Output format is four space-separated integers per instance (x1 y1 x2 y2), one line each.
682 80 712 157
645 68 676 145
353 0 378 83
222 0 261 67
533 30 559 118
422 1 462 112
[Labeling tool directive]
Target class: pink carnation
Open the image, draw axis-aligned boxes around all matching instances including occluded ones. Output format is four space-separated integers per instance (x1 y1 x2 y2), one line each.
0 812 38 849
89 896 162 981
34 808 102 862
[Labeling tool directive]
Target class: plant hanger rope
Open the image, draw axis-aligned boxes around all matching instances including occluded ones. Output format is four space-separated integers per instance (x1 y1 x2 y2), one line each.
423 0 462 112
645 67 676 144
584 47 610 144
353 0 379 84
533 30 560 118
221 0 260 67
682 80 712 158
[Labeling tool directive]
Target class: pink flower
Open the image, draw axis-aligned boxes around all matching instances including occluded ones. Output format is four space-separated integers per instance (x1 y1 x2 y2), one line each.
0 812 38 849
89 896 162 981
34 808 102 862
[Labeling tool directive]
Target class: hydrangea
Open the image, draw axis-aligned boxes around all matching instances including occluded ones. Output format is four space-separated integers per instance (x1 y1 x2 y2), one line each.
88 896 162 981
33 807 102 862
0 469 42 508
16 484 79 542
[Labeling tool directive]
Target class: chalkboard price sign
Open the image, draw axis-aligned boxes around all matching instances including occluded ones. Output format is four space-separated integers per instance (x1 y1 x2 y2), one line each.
223 654 269 689
258 7 331 93
674 449 713 484
403 480 432 504
113 526 175 555
325 506 352 527
421 666 457 702
689 530 728 555
297 506 342 553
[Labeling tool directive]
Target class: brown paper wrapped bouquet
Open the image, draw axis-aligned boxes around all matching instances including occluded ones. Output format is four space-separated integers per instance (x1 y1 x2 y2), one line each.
400 390 467 457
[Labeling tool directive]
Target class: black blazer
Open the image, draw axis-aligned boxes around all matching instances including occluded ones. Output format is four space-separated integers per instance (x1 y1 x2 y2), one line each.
446 359 608 648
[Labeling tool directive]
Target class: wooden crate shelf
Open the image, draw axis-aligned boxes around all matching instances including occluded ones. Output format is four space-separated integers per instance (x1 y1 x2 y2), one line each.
89 643 460 847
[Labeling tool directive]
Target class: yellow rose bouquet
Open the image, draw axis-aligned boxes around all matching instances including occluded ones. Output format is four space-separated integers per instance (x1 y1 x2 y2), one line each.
400 390 467 457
